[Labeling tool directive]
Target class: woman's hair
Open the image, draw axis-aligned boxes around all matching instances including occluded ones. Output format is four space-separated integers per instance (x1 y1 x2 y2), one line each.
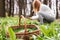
31 0 41 16
34 0 40 11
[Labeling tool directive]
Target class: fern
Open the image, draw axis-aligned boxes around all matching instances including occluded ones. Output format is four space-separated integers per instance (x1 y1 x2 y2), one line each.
8 27 16 40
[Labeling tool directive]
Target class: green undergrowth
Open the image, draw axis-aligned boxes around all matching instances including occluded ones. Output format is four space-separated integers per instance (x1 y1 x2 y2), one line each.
0 17 60 40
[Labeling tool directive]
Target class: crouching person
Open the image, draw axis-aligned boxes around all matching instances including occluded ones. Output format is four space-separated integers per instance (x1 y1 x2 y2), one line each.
29 0 56 24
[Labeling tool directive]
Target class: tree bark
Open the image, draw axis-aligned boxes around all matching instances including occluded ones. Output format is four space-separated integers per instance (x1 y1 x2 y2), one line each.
11 0 14 16
8 0 11 16
0 0 5 17
8 0 14 17
18 0 23 17
43 0 48 5
49 0 51 8
56 0 58 19
24 0 27 17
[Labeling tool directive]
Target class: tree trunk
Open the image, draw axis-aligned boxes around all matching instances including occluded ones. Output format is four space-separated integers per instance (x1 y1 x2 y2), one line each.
8 0 14 17
0 0 5 17
30 3 33 17
56 0 58 19
43 0 48 5
11 0 14 16
24 0 27 17
8 0 11 16
58 0 60 18
49 0 51 8
18 0 23 17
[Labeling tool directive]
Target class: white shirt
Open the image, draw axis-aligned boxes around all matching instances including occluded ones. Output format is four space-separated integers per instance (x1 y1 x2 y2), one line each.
31 4 56 19
40 4 55 18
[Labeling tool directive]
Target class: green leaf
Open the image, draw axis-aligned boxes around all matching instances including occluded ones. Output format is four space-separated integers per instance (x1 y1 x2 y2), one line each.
37 35 43 40
1 21 6 40
8 27 16 40
40 25 48 37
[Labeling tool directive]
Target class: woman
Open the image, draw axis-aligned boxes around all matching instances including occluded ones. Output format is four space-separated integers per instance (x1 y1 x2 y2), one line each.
30 0 56 24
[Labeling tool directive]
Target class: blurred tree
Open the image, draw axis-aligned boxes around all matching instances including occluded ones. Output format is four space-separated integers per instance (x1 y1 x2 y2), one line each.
43 0 48 5
8 0 14 17
18 0 27 17
49 0 51 8
0 0 5 17
11 0 14 16
56 0 58 19
8 0 11 16
18 0 23 17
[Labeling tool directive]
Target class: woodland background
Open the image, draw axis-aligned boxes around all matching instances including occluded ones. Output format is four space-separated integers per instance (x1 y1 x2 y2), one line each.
0 0 60 18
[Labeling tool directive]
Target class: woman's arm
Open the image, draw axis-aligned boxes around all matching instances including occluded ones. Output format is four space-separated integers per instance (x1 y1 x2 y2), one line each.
30 14 39 20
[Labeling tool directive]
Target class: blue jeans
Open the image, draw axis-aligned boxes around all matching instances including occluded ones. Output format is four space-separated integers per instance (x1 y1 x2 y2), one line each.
38 12 55 24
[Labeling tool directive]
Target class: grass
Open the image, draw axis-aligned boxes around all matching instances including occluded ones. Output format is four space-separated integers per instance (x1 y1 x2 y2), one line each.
0 17 60 40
